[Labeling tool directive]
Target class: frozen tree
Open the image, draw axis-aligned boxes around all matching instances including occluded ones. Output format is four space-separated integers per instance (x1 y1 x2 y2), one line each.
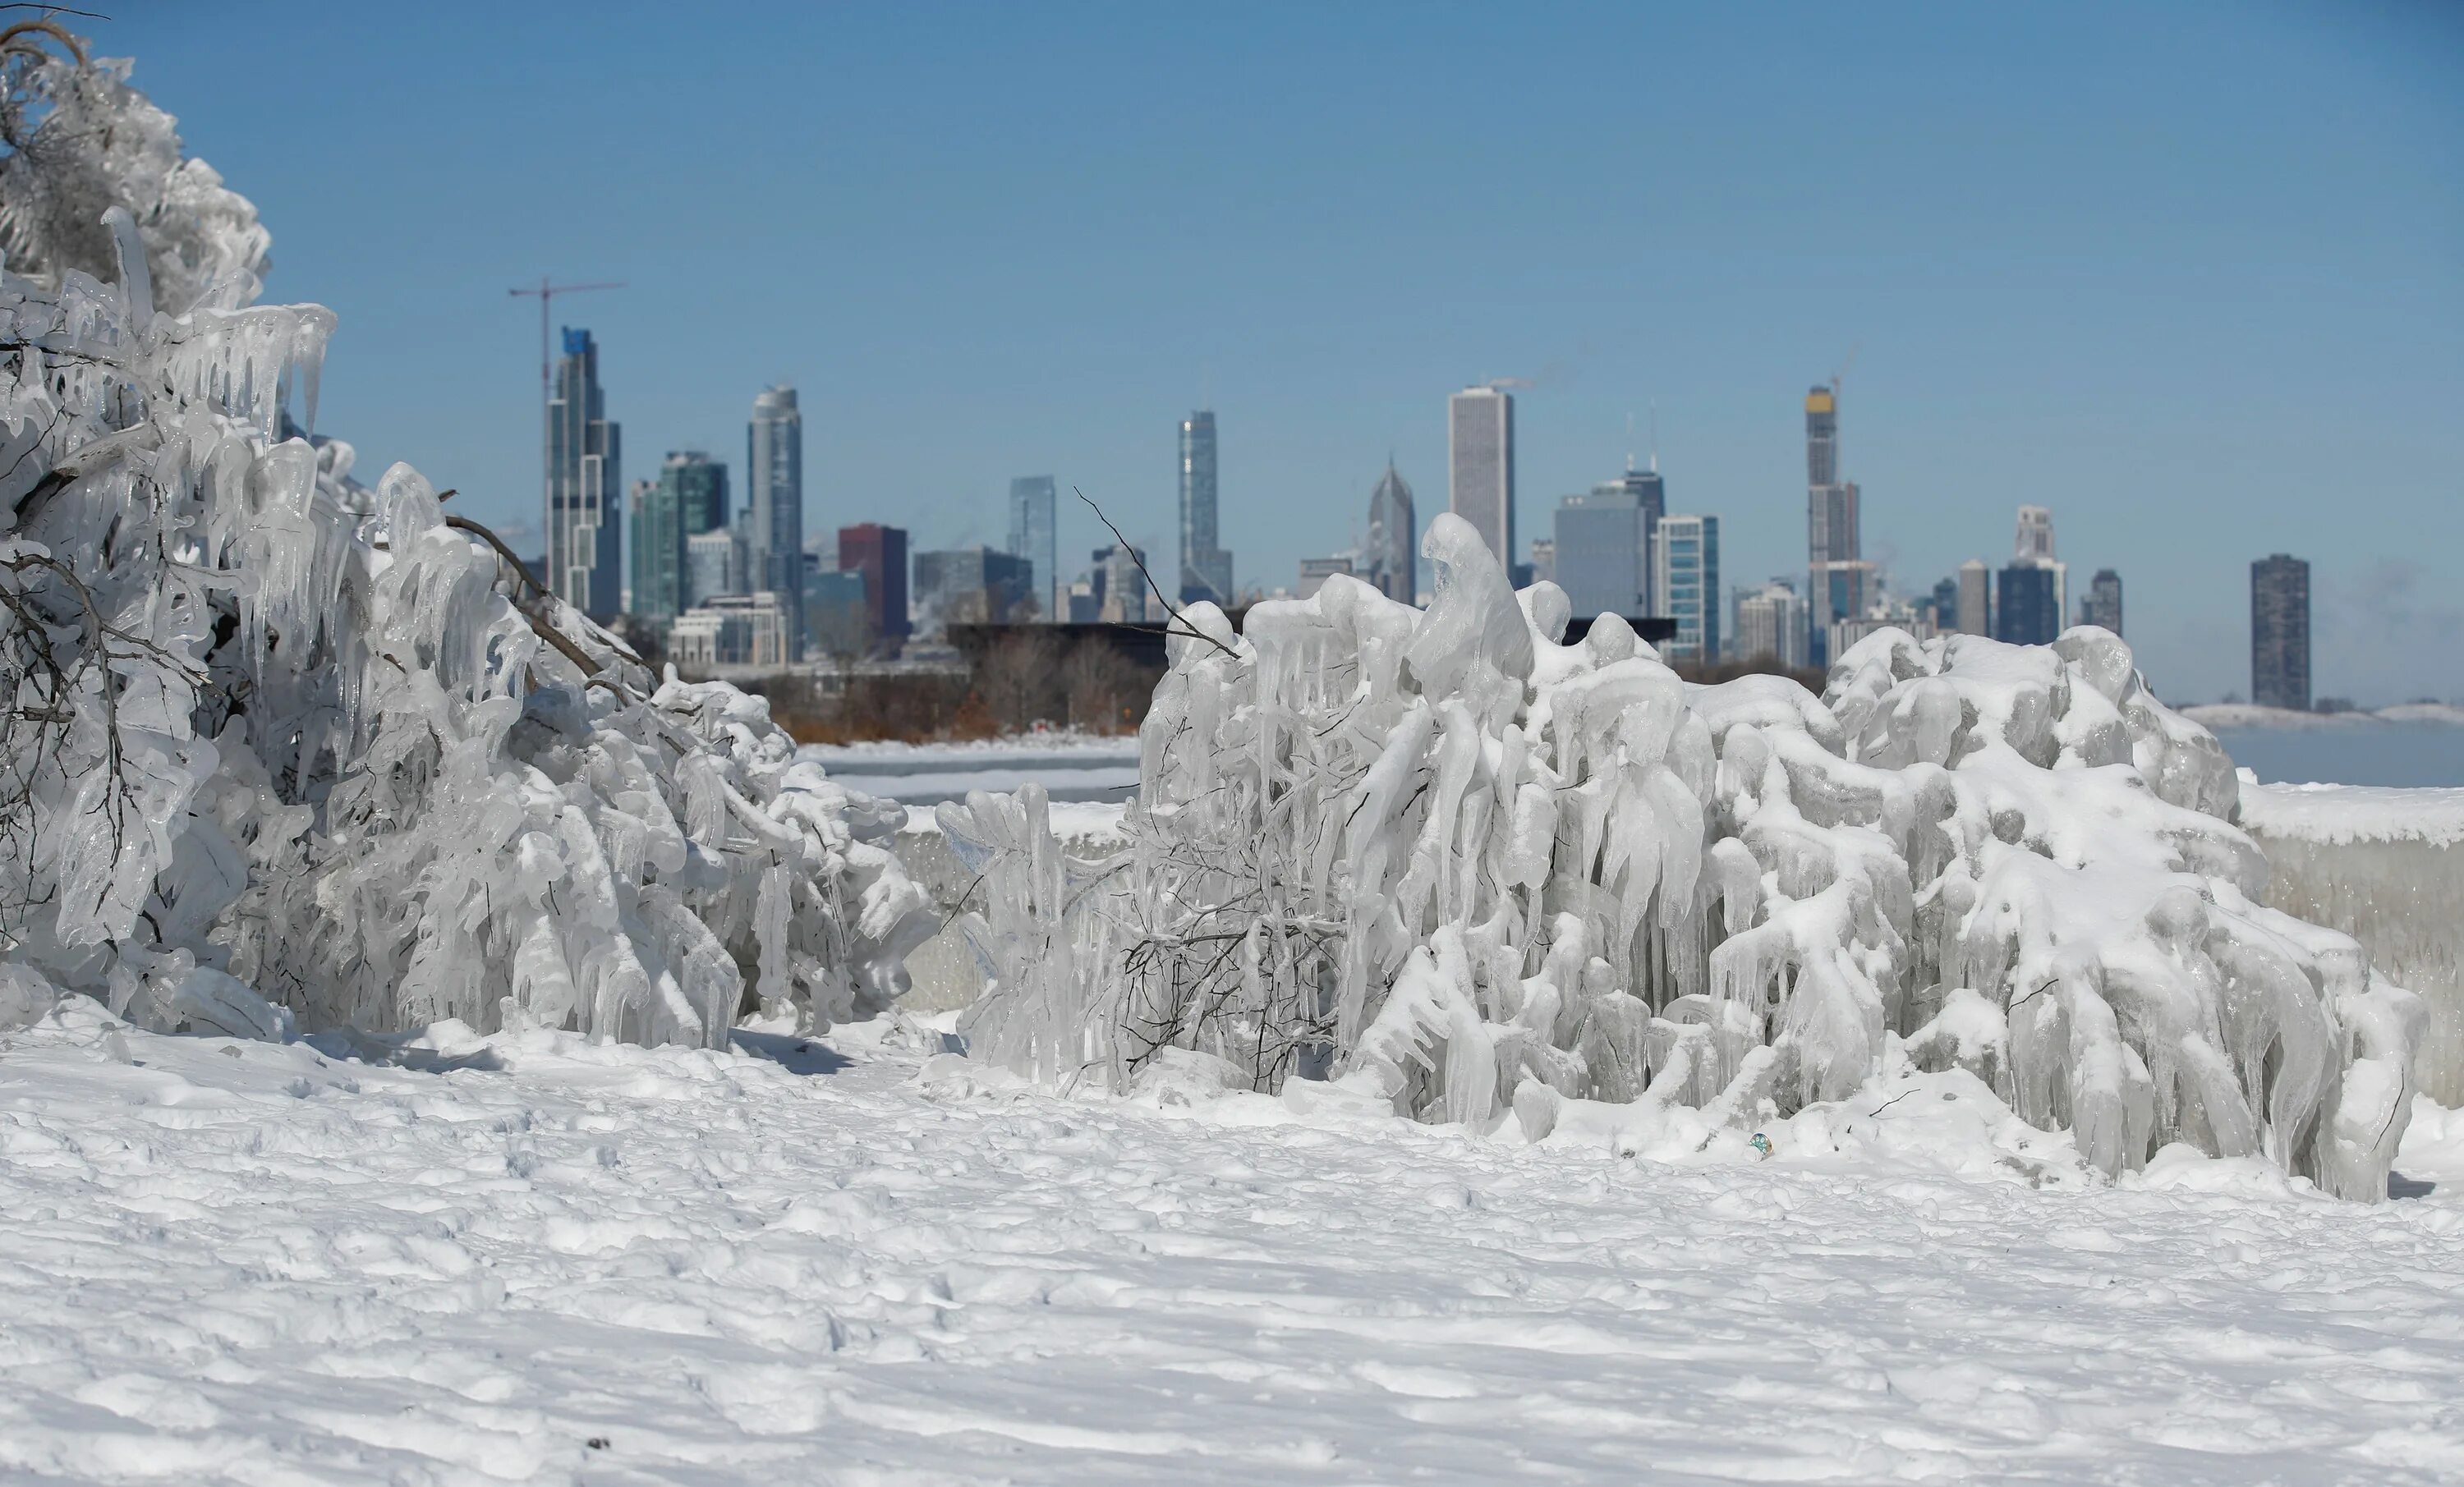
943 513 2425 1200
0 26 930 1044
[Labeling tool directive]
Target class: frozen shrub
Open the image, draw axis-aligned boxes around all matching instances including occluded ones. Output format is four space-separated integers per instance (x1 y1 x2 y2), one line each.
0 30 929 1044
945 515 2423 1200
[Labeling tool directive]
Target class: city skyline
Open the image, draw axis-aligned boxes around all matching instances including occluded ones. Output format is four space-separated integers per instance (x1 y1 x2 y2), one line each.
125 4 2457 703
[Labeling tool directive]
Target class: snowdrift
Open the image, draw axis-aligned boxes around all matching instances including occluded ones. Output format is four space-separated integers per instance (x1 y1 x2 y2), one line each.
0 30 929 1044
943 515 2424 1199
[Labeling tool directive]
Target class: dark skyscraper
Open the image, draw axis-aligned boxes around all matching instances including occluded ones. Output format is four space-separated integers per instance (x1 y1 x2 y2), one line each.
630 451 728 624
1179 411 1231 605
1995 563 2061 646
1365 461 1416 603
2251 554 2310 710
2085 569 2123 636
547 328 622 622
839 523 910 650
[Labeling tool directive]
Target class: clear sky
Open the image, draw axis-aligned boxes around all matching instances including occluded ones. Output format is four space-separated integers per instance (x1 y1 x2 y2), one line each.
85 1 2462 703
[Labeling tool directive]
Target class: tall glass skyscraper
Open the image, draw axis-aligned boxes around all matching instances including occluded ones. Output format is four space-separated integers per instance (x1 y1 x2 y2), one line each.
630 451 728 622
747 384 803 650
1552 482 1645 619
1448 386 1515 568
1179 411 1231 605
1008 475 1058 619
1804 384 1862 666
547 328 622 622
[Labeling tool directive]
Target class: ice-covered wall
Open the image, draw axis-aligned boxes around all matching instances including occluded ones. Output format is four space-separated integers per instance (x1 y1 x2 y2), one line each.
2241 779 2464 1104
943 514 2424 1199
0 32 929 1044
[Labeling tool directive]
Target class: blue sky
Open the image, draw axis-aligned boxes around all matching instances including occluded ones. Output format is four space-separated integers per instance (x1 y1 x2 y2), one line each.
88 1 2462 702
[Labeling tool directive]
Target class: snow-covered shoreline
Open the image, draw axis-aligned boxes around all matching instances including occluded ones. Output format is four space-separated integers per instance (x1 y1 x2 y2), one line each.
5 998 2464 1485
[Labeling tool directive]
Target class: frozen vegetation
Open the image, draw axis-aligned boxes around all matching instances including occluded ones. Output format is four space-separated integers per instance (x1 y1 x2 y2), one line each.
945 516 2425 1200
2240 778 2464 1104
0 27 930 1048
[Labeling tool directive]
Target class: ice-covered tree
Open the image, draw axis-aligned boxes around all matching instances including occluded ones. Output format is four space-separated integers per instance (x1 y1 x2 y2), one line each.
943 514 2424 1200
0 25 929 1043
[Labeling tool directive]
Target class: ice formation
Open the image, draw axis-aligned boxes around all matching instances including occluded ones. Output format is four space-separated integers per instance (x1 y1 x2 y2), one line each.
0 29 928 1044
2238 778 2464 1105
943 513 2425 1199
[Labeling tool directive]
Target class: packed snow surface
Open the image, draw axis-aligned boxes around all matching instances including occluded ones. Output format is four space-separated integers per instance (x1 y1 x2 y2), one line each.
2183 704 2464 732
6 999 2464 1486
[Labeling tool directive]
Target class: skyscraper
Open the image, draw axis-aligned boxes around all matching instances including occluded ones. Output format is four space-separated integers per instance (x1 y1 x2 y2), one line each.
1624 463 1666 613
1449 386 1515 567
632 450 729 625
1553 481 1646 619
1803 384 1863 666
1735 578 1807 669
838 524 909 651
2085 569 2124 636
1653 513 1720 663
747 384 803 653
1956 559 1992 636
2011 503 2067 623
2252 554 2310 710
1007 475 1058 620
1178 412 1231 605
1929 576 1961 632
1365 461 1416 604
547 328 622 622
1995 563 2061 646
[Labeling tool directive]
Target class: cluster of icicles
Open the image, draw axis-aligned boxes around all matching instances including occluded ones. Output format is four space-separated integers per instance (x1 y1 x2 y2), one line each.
943 513 2424 1199
0 37 929 1047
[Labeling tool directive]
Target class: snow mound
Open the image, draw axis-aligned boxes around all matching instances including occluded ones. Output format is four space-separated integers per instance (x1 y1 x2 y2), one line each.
943 514 2423 1200
2239 776 2464 849
0 33 930 1044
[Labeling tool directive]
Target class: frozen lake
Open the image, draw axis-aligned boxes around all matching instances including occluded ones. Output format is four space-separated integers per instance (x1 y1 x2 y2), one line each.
2211 723 2464 788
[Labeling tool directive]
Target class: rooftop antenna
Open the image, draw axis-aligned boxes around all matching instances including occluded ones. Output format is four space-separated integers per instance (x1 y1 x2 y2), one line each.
1625 412 1636 473
1650 398 1659 475
508 276 623 539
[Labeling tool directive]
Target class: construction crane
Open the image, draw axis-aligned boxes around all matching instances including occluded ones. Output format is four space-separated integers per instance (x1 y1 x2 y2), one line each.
507 277 623 564
1830 342 1860 400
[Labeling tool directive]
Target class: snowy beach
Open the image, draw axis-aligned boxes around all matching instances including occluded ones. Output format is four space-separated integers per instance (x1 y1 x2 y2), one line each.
6 1001 2464 1485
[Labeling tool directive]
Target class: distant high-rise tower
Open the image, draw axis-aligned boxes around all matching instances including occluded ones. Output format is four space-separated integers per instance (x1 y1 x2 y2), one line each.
1365 461 1416 604
1928 576 1961 632
1653 513 1721 663
632 450 727 623
547 328 622 622
2011 503 2067 624
1007 476 1058 620
2085 568 2123 636
1553 480 1646 619
1179 412 1232 606
1804 384 1862 666
1995 564 2061 646
1735 578 1807 669
747 384 803 650
1449 386 1515 568
2251 554 2310 710
838 524 909 651
1956 559 1992 636
1623 462 1666 612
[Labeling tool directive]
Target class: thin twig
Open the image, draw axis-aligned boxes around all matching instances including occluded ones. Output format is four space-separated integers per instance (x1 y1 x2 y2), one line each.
1073 486 1239 661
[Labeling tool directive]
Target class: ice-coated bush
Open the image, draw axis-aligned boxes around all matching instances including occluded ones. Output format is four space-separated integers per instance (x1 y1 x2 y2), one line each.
943 513 2423 1200
0 29 929 1044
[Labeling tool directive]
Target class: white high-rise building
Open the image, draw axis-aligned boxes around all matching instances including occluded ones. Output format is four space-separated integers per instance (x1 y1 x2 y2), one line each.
1448 386 1515 568
1735 579 1808 670
1652 513 1721 663
747 384 803 653
1956 559 1993 636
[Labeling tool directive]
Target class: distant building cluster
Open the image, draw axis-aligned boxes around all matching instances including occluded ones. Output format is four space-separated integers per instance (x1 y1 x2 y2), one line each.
536 326 2314 702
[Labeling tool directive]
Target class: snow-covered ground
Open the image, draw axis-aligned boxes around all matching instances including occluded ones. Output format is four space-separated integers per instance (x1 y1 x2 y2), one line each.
7 998 2464 1485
